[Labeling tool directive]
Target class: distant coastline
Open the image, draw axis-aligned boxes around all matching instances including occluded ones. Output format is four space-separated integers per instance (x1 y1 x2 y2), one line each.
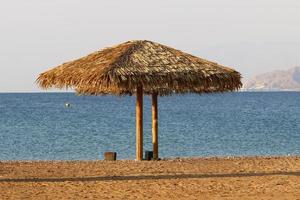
243 66 300 91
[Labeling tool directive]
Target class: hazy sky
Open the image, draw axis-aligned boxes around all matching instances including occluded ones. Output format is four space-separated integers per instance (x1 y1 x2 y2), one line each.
1 0 300 92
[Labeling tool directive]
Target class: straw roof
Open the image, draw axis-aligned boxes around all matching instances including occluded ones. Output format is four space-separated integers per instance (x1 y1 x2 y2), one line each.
37 40 242 95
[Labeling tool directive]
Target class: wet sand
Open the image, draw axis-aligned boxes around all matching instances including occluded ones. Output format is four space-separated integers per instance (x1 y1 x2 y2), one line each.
0 156 300 199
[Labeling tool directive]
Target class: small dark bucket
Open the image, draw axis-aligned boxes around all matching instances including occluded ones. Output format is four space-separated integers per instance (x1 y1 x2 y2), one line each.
104 152 117 161
144 151 153 161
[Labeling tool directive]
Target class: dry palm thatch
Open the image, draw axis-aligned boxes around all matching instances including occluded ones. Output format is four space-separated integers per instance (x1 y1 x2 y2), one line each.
37 40 242 95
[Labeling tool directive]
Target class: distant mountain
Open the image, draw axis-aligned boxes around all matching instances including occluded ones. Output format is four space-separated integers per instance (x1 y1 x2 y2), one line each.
243 67 300 91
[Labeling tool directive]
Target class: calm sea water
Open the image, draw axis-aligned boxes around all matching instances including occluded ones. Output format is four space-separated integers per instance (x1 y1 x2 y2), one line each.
0 92 299 160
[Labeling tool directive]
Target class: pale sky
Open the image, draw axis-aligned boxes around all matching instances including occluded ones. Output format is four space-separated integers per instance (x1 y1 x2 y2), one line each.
1 0 300 92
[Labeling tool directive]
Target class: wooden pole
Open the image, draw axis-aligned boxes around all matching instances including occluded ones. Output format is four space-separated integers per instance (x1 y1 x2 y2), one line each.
152 93 158 160
136 86 143 161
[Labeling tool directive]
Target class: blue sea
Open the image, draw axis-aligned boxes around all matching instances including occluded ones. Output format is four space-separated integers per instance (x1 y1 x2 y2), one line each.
0 92 299 160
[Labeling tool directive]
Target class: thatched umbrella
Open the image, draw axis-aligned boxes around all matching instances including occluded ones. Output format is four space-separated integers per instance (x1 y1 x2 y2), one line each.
37 40 242 161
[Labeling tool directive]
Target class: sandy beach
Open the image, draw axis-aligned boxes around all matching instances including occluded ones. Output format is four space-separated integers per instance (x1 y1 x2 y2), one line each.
0 156 299 199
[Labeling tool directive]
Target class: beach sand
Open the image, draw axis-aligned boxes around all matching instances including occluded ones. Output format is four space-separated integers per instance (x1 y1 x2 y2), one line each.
0 156 299 199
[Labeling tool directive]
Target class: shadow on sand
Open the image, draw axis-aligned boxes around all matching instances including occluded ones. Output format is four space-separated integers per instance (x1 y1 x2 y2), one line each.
0 171 299 183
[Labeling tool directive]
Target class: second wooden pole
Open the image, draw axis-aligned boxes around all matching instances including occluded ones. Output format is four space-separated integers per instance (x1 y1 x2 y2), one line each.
152 93 158 160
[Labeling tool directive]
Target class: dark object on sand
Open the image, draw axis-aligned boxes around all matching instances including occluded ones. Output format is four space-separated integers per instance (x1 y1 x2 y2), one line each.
145 151 153 161
104 152 117 161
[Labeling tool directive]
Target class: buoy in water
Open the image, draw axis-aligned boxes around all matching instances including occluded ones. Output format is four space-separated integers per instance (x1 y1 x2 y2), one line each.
65 103 71 107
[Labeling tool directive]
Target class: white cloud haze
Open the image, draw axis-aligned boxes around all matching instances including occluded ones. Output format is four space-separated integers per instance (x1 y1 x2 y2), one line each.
0 0 300 92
